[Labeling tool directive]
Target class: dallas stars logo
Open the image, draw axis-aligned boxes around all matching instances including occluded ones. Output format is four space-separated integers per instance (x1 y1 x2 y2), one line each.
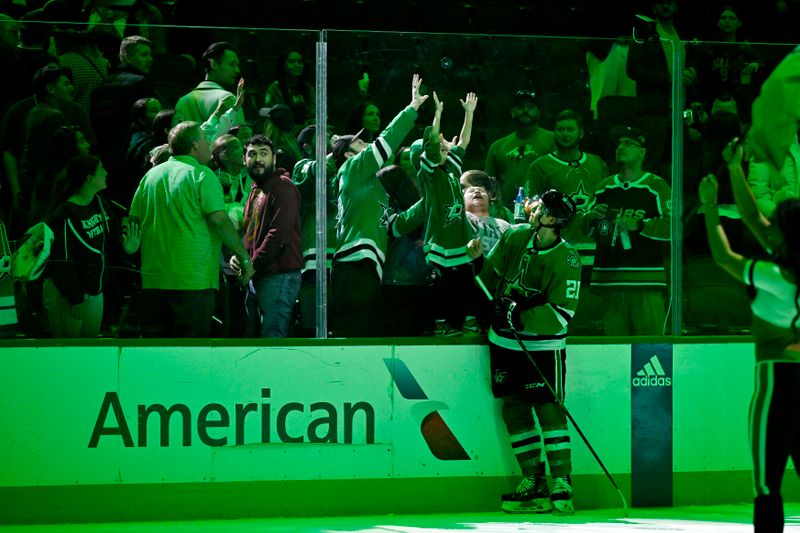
572 181 591 212
444 203 463 225
379 202 392 229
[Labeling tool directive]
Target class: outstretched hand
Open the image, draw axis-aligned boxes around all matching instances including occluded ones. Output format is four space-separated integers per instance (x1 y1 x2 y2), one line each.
410 74 429 110
234 78 245 110
433 91 444 115
460 92 478 113
121 219 140 255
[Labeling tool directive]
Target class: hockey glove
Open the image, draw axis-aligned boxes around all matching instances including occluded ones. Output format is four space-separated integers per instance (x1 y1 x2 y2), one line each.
494 297 523 331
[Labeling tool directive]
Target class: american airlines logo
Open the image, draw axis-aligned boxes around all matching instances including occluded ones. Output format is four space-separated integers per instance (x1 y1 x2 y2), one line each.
632 355 672 387
384 358 470 461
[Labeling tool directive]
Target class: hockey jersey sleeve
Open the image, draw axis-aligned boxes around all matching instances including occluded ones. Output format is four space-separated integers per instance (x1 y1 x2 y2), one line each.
639 175 672 241
341 106 418 188
389 198 425 238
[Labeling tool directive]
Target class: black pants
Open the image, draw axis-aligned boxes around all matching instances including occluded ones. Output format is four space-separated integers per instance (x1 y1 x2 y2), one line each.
750 361 800 533
432 263 483 330
140 288 215 338
331 259 382 338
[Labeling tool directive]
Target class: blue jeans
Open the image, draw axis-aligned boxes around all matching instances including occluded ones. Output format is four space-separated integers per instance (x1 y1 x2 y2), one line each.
245 270 301 338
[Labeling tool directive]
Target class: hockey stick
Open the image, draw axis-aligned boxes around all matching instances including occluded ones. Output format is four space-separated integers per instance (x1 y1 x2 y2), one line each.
474 275 629 517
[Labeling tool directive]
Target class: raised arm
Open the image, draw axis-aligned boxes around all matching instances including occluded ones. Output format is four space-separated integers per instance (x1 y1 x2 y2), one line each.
725 139 772 251
457 92 477 150
431 91 443 141
700 173 746 281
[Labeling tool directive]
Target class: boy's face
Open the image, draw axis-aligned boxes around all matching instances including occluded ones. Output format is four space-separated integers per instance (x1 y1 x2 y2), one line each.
462 185 490 213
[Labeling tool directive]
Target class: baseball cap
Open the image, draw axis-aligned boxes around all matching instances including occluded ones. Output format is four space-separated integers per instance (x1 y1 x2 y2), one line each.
610 125 646 147
297 125 316 150
332 128 364 164
513 89 539 107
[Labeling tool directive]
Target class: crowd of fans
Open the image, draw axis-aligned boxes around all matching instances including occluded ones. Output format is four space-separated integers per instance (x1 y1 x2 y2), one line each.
0 0 797 338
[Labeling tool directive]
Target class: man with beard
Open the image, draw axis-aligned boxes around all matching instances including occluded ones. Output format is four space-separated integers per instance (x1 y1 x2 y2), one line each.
176 42 244 126
234 134 302 338
526 110 609 334
583 127 671 336
485 90 554 209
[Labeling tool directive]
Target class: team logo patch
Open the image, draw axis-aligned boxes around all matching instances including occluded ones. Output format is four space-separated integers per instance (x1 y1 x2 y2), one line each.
597 218 612 237
566 251 581 270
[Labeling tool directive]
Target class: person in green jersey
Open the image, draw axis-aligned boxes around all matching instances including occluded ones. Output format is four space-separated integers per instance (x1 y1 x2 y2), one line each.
414 90 477 335
469 189 581 515
330 74 428 337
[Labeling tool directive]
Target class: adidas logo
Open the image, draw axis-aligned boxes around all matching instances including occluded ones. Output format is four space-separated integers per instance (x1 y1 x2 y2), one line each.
632 355 672 387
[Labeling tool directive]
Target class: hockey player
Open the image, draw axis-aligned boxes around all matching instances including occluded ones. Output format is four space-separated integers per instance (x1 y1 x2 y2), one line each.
331 74 428 337
413 91 478 334
468 189 581 514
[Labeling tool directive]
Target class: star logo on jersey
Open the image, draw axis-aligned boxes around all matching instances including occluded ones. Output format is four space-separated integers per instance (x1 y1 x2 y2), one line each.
572 181 591 212
444 203 463 225
379 202 391 229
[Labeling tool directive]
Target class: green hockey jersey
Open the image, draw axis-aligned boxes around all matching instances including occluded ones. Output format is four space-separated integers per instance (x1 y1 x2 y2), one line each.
335 105 418 279
526 151 608 265
479 225 582 352
418 141 473 268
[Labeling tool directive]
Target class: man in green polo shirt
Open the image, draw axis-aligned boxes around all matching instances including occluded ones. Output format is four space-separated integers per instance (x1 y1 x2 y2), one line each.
129 121 253 337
